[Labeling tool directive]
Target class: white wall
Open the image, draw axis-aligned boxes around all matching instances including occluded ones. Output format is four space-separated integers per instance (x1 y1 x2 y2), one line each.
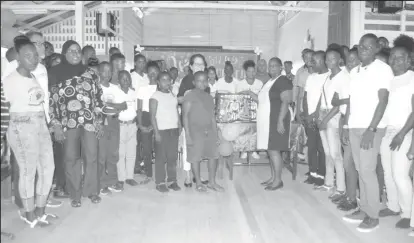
142 9 278 61
276 1 329 69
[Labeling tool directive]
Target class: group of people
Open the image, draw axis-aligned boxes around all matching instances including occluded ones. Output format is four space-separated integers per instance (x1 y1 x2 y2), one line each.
0 29 413 242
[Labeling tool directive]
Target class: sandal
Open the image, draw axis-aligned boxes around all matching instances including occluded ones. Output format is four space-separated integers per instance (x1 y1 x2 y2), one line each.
195 184 208 193
207 184 225 192
1 232 15 241
71 200 82 208
38 213 58 224
88 195 101 204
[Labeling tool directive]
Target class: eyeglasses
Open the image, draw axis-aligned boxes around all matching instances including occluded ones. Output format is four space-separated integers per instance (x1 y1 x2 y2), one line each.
67 49 81 55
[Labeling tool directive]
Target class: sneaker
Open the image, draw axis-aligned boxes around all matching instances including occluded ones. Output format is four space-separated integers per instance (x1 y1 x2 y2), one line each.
156 184 169 193
303 176 315 184
338 198 358 211
240 152 248 159
395 218 410 229
168 182 181 191
329 190 346 201
108 182 124 192
313 178 324 187
356 216 379 233
251 152 260 159
379 208 400 218
342 209 366 224
408 229 414 237
100 187 112 196
125 179 139 186
46 198 62 208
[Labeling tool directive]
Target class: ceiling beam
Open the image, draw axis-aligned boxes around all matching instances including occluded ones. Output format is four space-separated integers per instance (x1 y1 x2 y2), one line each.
1 4 76 10
101 2 325 12
19 10 71 30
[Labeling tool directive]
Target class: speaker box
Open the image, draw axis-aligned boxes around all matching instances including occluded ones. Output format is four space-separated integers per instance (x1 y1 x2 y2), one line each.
96 12 116 37
377 1 403 13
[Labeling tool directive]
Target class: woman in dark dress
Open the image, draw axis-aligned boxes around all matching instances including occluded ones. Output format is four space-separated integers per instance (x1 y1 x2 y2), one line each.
248 57 293 191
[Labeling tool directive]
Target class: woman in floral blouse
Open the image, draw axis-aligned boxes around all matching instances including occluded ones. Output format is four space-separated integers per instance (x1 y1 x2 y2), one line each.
48 40 106 207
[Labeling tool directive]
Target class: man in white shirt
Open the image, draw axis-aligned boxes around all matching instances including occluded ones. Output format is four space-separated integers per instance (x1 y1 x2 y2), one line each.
215 61 238 94
379 45 414 229
302 51 329 187
342 33 394 233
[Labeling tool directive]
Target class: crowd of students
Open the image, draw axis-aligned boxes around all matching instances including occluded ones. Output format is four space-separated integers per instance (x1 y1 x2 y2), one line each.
0 30 413 241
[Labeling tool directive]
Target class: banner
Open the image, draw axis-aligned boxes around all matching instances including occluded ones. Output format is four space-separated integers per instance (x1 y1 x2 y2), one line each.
137 46 257 80
215 93 257 123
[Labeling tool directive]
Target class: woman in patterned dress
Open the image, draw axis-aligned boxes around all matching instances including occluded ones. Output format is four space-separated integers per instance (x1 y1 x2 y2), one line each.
247 57 293 191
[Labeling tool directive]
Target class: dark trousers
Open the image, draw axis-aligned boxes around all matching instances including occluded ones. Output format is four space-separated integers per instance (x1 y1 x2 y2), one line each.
306 127 326 177
53 141 66 190
141 131 154 178
135 130 143 168
154 129 179 185
64 128 98 200
98 116 120 189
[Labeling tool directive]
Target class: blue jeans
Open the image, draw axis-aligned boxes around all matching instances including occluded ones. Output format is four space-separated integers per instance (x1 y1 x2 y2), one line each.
7 112 54 212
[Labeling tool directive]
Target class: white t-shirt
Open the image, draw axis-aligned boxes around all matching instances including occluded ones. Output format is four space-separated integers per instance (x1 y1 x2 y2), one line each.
2 60 50 122
236 79 263 94
209 82 217 97
137 84 157 112
214 77 239 94
2 71 45 113
384 70 414 128
118 88 137 122
151 91 179 130
130 71 149 95
322 69 351 111
305 72 330 114
348 59 394 129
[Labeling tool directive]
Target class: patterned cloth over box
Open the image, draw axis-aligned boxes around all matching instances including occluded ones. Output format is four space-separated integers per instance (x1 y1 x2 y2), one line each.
217 123 257 152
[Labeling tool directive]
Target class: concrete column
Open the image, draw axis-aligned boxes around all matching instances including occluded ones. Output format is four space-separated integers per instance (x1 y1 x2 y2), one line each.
75 1 85 47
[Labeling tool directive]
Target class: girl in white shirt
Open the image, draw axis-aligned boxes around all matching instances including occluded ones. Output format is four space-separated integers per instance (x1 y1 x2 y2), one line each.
215 61 238 94
207 66 218 97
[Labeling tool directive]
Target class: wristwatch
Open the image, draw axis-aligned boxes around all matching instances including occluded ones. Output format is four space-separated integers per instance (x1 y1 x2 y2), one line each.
367 126 377 132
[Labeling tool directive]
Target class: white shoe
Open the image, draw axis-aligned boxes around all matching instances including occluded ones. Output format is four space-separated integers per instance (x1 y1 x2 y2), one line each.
251 152 260 159
240 152 248 159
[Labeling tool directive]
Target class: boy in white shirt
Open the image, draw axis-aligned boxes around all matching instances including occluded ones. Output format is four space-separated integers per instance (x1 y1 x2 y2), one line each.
150 71 181 193
215 61 238 94
237 60 263 160
137 61 160 184
117 71 139 187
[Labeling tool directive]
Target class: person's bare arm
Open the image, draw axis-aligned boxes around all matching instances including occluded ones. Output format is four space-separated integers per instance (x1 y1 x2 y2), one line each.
106 102 127 110
397 94 414 137
149 98 160 141
278 90 293 133
182 100 192 144
331 92 349 107
367 89 389 130
321 106 340 124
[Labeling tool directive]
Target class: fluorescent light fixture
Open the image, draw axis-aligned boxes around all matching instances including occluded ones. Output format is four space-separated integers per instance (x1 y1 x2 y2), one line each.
12 9 48 15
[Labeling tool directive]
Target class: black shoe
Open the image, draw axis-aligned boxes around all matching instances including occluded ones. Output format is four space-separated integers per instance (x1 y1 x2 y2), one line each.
193 178 208 185
379 208 400 218
53 190 70 199
125 179 139 186
395 218 411 229
134 167 146 175
313 177 324 187
305 172 310 176
337 198 358 211
184 182 192 188
156 184 169 193
303 176 315 184
168 182 181 191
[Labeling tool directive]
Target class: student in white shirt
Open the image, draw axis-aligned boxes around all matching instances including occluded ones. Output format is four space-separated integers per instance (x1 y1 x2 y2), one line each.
169 67 180 97
302 51 329 187
341 33 394 233
97 62 127 195
137 61 160 184
215 61 238 94
207 66 219 97
131 54 149 93
316 47 347 199
380 43 414 229
117 71 139 188
237 60 263 160
150 71 181 193
110 53 126 85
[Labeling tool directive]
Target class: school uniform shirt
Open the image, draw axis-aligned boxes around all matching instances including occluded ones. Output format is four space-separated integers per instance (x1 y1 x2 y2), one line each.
118 88 137 122
137 84 157 112
130 71 149 95
304 72 330 114
151 91 179 130
236 79 263 94
384 70 414 128
293 65 310 88
2 70 45 113
2 60 50 122
331 70 351 115
347 59 394 129
1 82 10 142
215 77 238 94
322 69 351 111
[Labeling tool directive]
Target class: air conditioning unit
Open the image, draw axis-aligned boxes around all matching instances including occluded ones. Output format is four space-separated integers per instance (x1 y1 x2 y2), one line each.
377 1 404 13
96 11 116 37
